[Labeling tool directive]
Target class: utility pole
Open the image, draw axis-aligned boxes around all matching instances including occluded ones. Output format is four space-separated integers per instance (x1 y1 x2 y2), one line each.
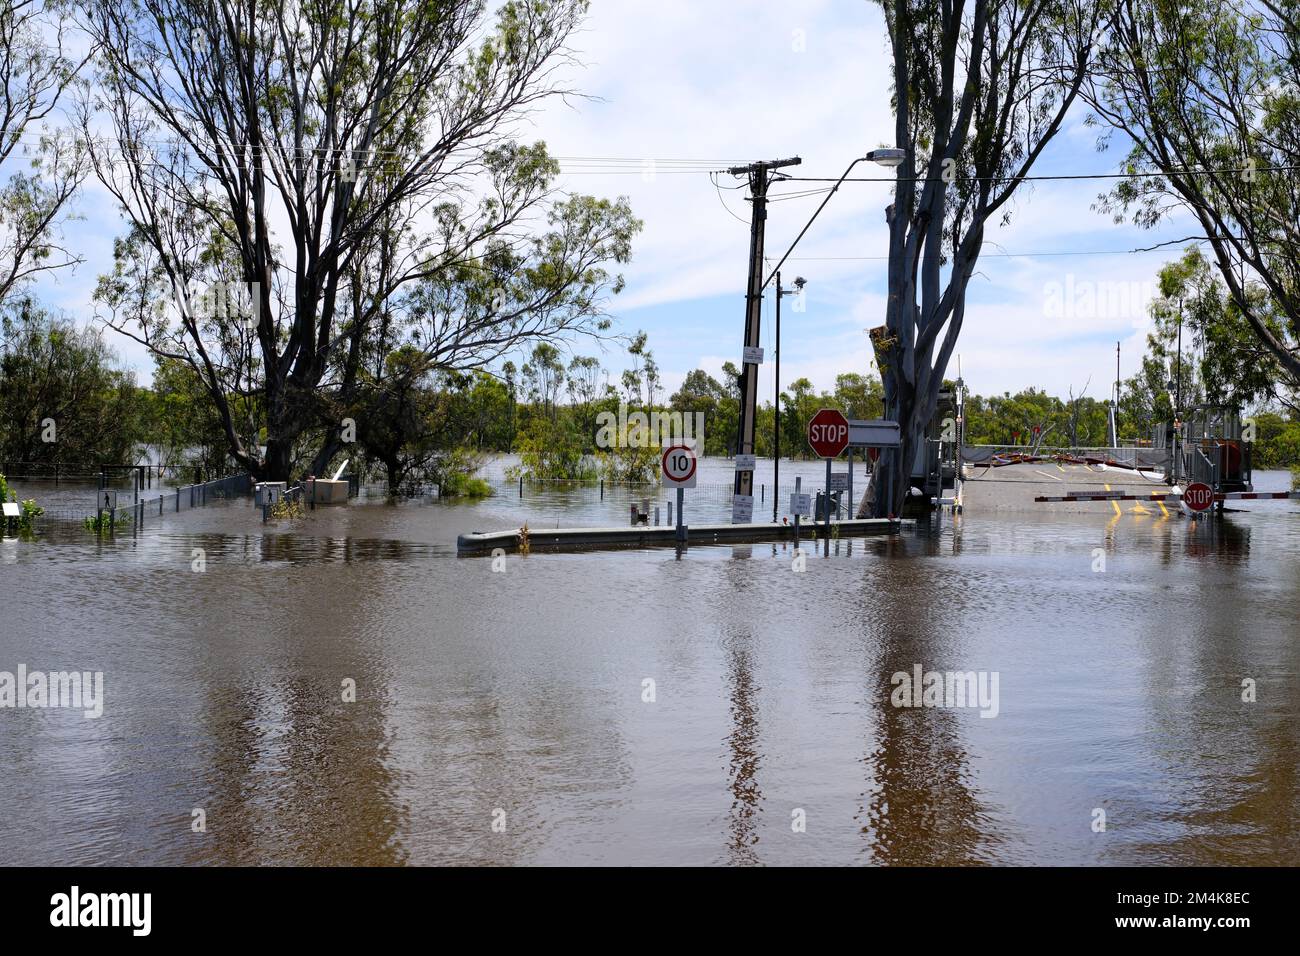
728 156 800 522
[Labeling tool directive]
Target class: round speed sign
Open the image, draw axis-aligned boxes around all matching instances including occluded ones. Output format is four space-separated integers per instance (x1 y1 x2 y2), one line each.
661 444 698 488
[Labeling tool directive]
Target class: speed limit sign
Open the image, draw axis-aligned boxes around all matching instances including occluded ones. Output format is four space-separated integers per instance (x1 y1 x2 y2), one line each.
661 444 697 488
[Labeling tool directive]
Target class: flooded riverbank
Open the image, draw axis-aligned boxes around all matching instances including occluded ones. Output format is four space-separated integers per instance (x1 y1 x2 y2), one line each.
1 459 1297 865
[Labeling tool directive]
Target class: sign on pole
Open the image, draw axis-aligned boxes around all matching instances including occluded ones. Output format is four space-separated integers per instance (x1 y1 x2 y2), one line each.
807 408 850 458
1183 482 1215 512
848 419 901 448
742 346 764 365
661 444 698 488
733 454 757 471
731 494 754 523
789 493 811 516
829 473 849 492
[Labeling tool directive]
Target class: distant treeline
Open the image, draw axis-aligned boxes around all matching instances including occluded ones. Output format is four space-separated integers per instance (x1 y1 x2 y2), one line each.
4 303 1299 490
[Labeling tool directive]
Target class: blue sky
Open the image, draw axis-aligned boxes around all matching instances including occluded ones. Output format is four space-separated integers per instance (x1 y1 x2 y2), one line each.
24 0 1201 403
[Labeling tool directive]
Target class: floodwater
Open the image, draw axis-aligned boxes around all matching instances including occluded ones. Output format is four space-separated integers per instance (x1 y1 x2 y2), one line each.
1 457 1297 866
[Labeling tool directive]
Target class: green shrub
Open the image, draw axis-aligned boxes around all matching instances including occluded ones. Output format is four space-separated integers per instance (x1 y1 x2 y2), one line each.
0 473 42 533
83 512 129 534
441 473 491 498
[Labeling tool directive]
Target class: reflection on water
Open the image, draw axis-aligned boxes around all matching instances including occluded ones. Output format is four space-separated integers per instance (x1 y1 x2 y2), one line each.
0 464 1297 865
724 636 762 866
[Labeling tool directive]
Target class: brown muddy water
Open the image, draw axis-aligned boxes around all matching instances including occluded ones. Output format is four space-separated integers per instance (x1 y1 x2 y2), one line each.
1 458 1297 866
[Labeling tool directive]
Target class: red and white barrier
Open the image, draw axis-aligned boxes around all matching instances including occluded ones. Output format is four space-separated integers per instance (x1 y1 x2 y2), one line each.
1035 490 1300 504
1217 491 1300 501
1034 492 1179 503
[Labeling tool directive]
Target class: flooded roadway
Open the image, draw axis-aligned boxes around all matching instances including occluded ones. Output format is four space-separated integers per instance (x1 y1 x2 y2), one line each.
1 459 1297 865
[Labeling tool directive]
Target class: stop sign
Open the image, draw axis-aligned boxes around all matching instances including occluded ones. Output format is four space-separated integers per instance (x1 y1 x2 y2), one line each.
807 408 850 458
1183 482 1215 512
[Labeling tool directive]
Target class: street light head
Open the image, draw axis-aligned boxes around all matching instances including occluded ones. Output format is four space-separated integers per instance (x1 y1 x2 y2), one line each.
866 148 906 167
793 276 806 289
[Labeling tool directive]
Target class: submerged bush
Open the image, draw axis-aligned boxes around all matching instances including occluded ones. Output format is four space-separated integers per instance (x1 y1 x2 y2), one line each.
0 473 42 534
82 512 129 534
441 473 491 498
435 446 492 498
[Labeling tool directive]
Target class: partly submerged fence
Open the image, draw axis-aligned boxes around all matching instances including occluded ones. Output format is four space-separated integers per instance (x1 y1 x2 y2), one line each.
431 475 856 524
35 473 253 528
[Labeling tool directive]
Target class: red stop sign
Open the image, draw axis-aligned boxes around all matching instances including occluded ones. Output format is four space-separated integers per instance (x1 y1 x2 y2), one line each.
1183 482 1215 512
807 408 850 458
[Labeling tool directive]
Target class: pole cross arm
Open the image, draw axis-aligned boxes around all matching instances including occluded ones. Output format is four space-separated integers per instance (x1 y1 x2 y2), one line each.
725 156 802 176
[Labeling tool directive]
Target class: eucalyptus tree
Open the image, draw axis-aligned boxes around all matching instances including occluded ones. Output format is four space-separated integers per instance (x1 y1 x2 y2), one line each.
0 296 144 466
0 0 89 304
1086 0 1300 390
868 0 1097 515
83 0 638 481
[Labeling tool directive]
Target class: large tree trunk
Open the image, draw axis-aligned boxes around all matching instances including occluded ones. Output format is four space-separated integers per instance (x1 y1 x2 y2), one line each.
262 437 294 484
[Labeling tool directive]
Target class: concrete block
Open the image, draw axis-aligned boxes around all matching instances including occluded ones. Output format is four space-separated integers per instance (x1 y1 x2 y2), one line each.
309 478 349 505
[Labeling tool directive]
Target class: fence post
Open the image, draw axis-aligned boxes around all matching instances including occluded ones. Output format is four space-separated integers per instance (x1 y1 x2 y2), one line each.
600 479 604 500
519 475 523 498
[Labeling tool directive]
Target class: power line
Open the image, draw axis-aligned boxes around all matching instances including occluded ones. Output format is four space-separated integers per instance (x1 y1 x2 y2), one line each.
778 163 1300 184
785 239 1222 261
14 126 1296 185
710 171 751 225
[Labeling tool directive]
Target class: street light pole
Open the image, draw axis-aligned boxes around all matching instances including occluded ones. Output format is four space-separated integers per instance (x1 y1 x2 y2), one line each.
773 273 805 522
760 148 905 292
775 269 781 523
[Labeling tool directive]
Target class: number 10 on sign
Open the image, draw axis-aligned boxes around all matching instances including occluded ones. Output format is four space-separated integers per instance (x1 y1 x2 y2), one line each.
662 445 697 488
